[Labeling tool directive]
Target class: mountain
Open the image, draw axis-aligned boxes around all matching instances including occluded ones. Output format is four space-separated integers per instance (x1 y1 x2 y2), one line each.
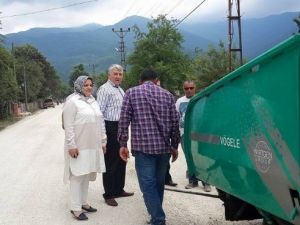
182 11 299 58
243 12 299 58
4 13 299 82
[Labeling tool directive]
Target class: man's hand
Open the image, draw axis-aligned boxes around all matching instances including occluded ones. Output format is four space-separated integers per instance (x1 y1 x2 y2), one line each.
120 147 129 162
68 148 79 158
171 149 178 162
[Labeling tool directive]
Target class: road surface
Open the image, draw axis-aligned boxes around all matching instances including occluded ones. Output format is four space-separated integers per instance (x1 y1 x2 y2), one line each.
0 105 263 225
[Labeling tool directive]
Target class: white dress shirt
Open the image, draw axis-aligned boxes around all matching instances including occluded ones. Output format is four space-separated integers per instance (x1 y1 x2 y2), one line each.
96 80 125 121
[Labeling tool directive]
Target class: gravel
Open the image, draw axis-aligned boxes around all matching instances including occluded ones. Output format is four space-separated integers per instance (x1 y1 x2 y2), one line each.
0 105 263 225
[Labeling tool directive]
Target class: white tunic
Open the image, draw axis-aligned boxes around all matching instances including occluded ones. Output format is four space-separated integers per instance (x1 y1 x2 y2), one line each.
63 93 106 183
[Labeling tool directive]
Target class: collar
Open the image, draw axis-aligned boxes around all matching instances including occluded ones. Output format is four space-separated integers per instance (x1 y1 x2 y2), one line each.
77 93 95 103
108 80 119 88
143 81 155 85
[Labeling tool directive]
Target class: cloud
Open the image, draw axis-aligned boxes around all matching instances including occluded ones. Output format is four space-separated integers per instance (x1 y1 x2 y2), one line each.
1 0 299 34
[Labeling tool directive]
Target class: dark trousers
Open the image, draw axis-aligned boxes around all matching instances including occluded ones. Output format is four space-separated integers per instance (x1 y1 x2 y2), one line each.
102 121 126 199
165 162 172 184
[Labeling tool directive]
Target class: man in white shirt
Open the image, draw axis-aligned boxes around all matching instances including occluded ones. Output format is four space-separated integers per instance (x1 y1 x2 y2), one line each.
176 80 212 192
97 64 134 207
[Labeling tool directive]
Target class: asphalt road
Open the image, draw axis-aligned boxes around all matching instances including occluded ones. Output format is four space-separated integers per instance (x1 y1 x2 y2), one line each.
0 105 263 225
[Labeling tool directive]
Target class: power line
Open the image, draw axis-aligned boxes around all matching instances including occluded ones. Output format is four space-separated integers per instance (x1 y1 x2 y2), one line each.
122 0 138 19
158 2 172 16
165 0 185 17
144 1 162 18
175 0 207 27
0 0 98 19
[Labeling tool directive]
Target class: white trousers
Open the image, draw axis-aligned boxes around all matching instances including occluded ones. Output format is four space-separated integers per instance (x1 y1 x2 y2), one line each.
70 174 90 211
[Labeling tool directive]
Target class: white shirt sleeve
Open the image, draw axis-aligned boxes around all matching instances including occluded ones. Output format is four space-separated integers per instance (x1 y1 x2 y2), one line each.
97 87 109 115
63 99 77 149
100 110 107 147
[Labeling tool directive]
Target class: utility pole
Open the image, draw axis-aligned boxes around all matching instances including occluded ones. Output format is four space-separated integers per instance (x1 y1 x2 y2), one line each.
11 42 17 80
89 63 96 75
228 0 243 72
92 64 95 75
112 28 130 71
23 65 28 112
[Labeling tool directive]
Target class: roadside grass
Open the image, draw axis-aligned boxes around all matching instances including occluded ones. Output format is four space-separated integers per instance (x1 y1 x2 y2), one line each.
0 116 22 131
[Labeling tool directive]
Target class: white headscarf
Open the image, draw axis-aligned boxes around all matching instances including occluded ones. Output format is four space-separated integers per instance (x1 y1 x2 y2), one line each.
73 75 93 96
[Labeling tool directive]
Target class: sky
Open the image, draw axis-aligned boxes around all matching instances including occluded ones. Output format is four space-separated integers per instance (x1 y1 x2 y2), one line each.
0 0 299 34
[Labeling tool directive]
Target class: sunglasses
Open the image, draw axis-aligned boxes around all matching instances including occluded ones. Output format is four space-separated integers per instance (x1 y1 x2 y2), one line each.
184 87 195 90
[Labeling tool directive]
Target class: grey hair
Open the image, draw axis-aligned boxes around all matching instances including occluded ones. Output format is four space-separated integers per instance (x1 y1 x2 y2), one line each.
108 64 123 73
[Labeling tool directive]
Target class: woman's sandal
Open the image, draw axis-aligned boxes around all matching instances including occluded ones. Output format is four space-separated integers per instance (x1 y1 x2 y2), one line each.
82 205 97 213
70 210 88 220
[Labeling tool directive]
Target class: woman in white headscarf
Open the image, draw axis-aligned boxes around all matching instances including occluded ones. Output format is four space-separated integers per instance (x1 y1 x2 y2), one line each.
63 75 106 220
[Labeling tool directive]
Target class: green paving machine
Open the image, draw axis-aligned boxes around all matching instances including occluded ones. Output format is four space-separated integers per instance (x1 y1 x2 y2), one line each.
183 34 300 225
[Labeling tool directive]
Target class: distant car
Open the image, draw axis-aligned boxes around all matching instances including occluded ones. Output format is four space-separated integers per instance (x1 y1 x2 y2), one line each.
43 98 55 109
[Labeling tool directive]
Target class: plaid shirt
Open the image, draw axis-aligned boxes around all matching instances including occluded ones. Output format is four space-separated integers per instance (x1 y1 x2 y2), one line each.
118 81 180 154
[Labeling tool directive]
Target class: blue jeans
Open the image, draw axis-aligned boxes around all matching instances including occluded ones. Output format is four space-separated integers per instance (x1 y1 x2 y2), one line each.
135 151 171 225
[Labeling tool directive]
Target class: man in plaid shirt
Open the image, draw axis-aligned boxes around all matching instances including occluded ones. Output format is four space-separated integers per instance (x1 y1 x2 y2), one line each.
118 69 180 225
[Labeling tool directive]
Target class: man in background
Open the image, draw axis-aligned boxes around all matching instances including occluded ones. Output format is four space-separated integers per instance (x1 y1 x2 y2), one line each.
176 80 211 192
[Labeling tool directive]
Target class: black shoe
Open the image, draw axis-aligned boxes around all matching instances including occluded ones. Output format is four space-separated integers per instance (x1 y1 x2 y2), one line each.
165 180 177 187
115 191 134 198
70 210 88 220
82 205 97 213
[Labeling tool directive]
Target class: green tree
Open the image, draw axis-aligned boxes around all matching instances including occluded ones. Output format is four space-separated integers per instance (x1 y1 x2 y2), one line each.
93 72 107 90
15 60 44 102
13 44 62 99
192 41 240 89
0 47 18 118
14 46 44 101
38 61 61 99
69 64 87 88
57 83 70 99
127 15 191 93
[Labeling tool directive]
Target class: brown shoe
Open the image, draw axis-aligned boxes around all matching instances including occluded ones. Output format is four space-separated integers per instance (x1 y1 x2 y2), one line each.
105 198 118 207
115 191 134 198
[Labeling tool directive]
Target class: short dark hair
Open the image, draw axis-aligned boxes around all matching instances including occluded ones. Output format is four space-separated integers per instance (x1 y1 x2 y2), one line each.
183 80 195 86
140 69 158 82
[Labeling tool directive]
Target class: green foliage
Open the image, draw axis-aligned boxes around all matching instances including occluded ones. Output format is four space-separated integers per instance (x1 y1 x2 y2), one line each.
0 47 18 101
0 43 65 118
57 83 71 99
68 64 88 88
14 46 45 102
122 70 139 91
192 41 240 89
0 47 18 118
14 60 44 102
38 61 60 99
93 72 107 90
13 44 63 99
294 13 300 32
127 15 191 93
0 35 4 46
